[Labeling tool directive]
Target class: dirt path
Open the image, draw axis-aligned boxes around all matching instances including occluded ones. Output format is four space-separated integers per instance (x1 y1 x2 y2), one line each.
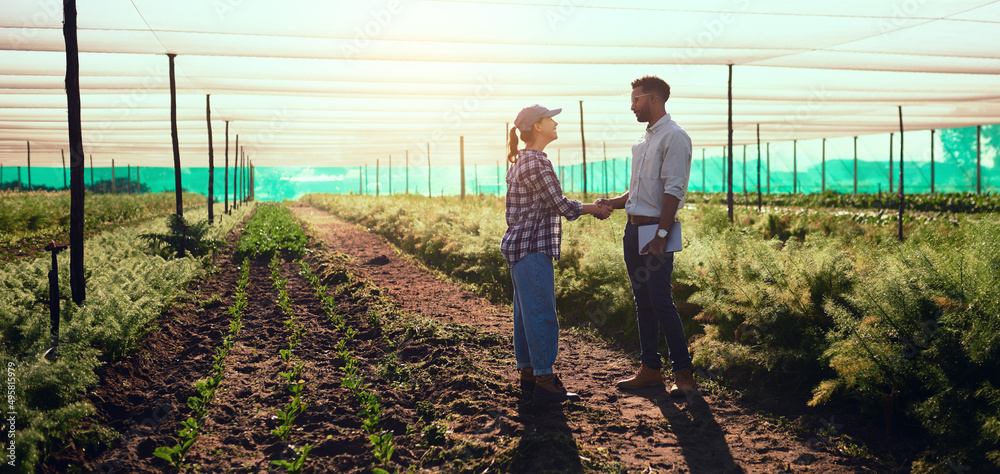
51 204 877 473
291 205 871 473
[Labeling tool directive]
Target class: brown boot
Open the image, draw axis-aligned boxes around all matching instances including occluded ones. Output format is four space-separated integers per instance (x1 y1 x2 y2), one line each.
669 368 696 397
533 374 581 402
519 367 536 398
615 363 664 390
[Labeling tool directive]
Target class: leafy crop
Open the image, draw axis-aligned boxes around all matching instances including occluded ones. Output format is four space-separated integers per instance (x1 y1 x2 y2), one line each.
235 204 307 261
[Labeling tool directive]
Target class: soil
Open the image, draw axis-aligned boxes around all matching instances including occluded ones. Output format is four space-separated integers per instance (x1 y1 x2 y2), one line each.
47 205 882 473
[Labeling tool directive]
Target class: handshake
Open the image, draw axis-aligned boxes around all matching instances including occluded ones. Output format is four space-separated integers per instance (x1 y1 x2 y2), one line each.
586 198 615 220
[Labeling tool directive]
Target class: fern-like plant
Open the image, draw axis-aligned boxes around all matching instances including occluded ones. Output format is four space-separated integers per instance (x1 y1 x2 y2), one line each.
140 214 221 258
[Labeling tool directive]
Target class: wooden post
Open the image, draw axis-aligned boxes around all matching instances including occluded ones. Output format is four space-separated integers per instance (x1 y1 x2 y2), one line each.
930 130 935 194
460 136 466 199
26 141 31 191
821 138 826 193
206 95 214 223
62 149 67 189
365 164 369 195
889 132 894 194
853 136 858 195
376 159 380 196
977 125 982 194
426 142 431 197
65 0 86 304
224 121 229 213
742 144 747 203
756 124 761 211
359 165 363 195
234 136 239 210
126 164 131 194
17 167 21 190
766 143 770 195
793 140 798 194
168 53 183 218
701 149 705 192
727 64 734 222
111 159 116 194
137 166 140 193
579 100 587 197
89 155 93 188
898 106 904 242
603 141 608 197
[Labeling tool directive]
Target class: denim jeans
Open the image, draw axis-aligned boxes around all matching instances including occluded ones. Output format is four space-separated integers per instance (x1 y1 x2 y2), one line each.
623 223 692 373
510 252 560 376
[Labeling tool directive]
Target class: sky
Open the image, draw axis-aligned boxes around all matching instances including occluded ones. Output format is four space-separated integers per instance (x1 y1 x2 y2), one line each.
1 0 999 169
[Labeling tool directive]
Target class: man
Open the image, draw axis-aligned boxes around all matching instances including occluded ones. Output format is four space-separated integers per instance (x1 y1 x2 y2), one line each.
597 75 695 396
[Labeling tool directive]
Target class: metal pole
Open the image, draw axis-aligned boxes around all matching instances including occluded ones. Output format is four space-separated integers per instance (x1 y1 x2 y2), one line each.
233 134 238 210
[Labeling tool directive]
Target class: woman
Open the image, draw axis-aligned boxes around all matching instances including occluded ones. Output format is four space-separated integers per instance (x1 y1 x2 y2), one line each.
500 104 611 402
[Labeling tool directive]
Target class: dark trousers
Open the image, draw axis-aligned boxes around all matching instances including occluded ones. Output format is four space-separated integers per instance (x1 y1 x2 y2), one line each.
623 223 692 372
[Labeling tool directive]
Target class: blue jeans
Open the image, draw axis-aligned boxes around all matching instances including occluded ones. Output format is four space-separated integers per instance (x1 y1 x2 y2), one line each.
623 223 692 373
510 252 560 376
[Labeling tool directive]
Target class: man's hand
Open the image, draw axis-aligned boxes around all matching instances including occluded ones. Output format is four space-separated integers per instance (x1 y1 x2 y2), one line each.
592 202 612 220
641 233 667 258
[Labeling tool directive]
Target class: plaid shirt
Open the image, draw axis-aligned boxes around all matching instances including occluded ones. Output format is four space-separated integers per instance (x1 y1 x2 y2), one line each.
501 148 583 267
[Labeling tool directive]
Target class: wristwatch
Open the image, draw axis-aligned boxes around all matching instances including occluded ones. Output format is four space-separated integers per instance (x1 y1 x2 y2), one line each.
656 228 668 239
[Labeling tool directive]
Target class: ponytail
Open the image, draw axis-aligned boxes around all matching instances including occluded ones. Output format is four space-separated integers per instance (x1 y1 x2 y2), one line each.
507 126 536 164
507 127 519 164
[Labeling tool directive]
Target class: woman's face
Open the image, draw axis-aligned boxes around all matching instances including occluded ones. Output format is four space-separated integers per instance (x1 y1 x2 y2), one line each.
534 116 558 141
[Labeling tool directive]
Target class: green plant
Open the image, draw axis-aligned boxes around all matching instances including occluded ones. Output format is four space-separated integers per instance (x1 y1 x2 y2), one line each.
140 213 222 258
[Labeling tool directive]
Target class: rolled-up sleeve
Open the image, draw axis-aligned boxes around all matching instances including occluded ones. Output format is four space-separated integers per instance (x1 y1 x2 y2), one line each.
660 129 692 203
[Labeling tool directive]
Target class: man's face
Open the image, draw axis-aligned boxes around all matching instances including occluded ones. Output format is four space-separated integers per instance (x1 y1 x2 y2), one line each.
630 86 654 123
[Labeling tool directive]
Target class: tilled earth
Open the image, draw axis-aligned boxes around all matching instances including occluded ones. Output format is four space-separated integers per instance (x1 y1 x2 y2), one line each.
48 205 879 473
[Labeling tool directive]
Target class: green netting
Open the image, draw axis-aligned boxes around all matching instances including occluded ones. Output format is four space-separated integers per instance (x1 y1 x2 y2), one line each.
3 124 996 200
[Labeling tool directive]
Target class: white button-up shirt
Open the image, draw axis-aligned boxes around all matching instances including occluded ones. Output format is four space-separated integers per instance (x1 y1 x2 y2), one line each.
624 113 692 218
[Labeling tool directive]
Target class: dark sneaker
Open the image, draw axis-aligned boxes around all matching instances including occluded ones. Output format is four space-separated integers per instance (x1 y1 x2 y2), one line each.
533 374 581 402
519 367 536 398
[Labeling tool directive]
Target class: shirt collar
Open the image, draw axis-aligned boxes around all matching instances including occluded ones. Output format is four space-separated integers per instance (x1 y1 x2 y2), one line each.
646 113 672 132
